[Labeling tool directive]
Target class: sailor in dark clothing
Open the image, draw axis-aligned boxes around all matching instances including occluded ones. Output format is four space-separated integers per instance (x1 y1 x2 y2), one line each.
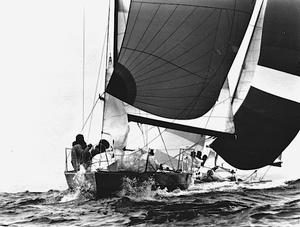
81 139 110 171
82 144 93 171
201 154 208 167
196 150 202 159
71 134 87 171
73 134 87 149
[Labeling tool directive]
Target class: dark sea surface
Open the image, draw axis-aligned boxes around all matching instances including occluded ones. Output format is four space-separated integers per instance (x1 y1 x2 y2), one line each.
1 179 300 227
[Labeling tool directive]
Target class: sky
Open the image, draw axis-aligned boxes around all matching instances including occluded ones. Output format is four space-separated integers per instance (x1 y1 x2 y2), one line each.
0 0 299 192
0 0 109 192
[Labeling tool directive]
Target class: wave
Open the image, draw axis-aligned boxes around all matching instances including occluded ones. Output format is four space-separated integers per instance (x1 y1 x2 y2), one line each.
1 178 300 226
286 178 300 186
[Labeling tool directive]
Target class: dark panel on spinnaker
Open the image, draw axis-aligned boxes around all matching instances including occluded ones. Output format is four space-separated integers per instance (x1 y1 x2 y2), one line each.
258 0 300 76
211 0 300 170
107 0 255 120
211 87 300 170
106 63 137 104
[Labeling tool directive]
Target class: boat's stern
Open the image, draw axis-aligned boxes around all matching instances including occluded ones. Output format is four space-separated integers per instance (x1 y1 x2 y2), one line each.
64 171 97 192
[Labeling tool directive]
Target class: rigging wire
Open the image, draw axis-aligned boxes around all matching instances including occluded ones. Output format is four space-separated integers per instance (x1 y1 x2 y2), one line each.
242 169 258 182
100 0 112 140
87 31 108 140
157 127 175 170
81 95 102 132
82 6 86 130
260 166 272 181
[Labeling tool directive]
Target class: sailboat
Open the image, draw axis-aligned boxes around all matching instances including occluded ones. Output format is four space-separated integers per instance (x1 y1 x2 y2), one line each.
65 0 300 197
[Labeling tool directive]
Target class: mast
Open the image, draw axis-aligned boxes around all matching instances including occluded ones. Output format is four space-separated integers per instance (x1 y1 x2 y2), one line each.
113 0 119 66
100 0 130 151
100 0 114 136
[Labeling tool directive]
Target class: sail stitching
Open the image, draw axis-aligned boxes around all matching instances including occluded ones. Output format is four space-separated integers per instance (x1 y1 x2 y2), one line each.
182 5 237 118
122 3 162 67
134 96 231 112
205 9 223 85
132 33 215 82
137 79 210 92
116 3 177 79
112 1 251 123
132 0 252 15
136 66 209 87
123 4 180 68
118 4 236 121
200 5 236 129
118 2 142 64
132 40 233 120
122 47 210 79
129 8 216 75
131 45 233 119
173 9 226 119
134 100 208 112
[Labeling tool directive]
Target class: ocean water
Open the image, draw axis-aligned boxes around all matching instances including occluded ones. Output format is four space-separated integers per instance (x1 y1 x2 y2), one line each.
1 179 300 227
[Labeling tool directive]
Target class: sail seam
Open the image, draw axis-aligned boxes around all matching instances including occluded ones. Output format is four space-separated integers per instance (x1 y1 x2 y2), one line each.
133 35 215 82
136 66 209 86
137 79 210 91
206 9 222 85
132 1 252 15
118 2 142 65
124 4 181 68
122 3 162 66
133 100 209 112
117 3 178 79
122 47 208 79
134 96 231 111
129 8 217 76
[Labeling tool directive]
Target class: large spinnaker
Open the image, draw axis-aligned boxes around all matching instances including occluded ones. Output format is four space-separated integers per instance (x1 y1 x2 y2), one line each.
125 77 235 138
211 0 300 170
107 0 255 120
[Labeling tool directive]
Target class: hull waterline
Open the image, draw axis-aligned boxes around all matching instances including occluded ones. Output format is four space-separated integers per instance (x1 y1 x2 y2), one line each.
65 170 192 198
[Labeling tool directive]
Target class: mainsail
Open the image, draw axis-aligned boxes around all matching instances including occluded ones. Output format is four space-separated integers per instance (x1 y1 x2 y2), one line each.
107 0 255 137
211 0 300 170
102 94 129 149
102 0 130 150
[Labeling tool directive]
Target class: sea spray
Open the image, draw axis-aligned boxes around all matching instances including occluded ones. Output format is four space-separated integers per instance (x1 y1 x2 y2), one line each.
60 166 95 202
118 177 156 199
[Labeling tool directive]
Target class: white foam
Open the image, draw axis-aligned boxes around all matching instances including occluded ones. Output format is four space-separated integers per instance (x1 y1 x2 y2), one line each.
60 190 81 203
154 178 289 198
118 177 156 200
60 167 93 203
